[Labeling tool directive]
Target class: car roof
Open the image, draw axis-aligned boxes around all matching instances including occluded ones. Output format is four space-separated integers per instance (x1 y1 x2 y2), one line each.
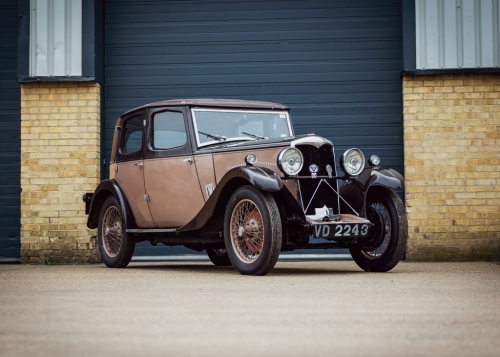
122 98 289 117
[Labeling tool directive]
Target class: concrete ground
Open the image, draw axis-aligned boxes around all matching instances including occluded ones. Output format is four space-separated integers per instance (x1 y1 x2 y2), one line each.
0 260 499 357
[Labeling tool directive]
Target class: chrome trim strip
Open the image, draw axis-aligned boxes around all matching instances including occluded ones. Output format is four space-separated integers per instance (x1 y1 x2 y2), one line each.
291 136 333 149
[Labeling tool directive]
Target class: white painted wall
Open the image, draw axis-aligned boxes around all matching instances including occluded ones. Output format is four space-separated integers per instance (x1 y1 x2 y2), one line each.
416 0 500 69
29 0 82 76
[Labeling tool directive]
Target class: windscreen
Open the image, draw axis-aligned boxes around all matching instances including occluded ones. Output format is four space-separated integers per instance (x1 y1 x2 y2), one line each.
192 109 292 147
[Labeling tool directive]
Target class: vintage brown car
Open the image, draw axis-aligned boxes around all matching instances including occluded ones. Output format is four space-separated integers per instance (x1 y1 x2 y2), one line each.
83 99 408 275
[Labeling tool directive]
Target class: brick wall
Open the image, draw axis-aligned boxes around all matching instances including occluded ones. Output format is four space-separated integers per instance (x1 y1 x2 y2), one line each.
403 73 500 260
20 82 100 263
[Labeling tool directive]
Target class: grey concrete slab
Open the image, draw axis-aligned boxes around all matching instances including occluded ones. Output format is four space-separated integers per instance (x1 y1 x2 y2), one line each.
0 261 499 357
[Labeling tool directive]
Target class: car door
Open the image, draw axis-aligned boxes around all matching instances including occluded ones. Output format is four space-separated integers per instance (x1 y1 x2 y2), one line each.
143 108 205 228
113 111 155 228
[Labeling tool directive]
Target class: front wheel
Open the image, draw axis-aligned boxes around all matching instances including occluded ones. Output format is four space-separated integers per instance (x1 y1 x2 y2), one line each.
98 196 135 268
349 187 408 272
224 186 282 276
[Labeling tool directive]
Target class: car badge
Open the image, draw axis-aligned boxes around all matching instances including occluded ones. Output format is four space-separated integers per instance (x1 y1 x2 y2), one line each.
205 183 214 198
326 164 333 179
309 164 319 178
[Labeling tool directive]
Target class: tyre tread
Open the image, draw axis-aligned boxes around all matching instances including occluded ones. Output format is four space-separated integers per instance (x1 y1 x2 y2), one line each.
350 187 408 272
98 196 135 268
224 186 282 276
256 191 282 275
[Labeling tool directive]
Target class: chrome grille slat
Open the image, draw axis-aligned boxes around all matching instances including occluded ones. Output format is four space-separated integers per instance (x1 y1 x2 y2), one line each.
296 144 340 216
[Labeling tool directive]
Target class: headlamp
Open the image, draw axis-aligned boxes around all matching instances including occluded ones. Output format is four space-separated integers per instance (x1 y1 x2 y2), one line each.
278 148 303 176
340 148 365 176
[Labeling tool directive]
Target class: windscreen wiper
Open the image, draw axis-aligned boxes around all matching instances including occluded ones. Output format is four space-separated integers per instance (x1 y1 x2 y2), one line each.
198 131 227 141
242 131 267 140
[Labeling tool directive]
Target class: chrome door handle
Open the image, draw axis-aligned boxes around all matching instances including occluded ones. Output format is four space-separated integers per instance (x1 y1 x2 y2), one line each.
182 158 193 164
134 162 143 167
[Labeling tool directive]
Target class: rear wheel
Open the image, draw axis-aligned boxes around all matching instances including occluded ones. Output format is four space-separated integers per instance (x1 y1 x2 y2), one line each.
98 196 135 268
224 186 281 276
206 248 232 266
349 187 408 272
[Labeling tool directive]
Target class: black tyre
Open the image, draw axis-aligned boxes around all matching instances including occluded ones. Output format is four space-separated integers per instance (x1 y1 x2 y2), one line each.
98 196 135 268
224 186 282 276
349 187 408 272
206 248 232 266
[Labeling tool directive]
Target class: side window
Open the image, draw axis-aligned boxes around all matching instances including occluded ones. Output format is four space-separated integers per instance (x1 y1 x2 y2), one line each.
152 111 187 149
122 115 143 153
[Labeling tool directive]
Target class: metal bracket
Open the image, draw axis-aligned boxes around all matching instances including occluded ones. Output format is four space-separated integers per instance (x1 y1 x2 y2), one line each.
304 179 359 217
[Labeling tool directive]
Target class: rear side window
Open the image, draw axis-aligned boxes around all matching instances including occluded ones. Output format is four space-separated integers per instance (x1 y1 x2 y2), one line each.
122 115 143 153
152 111 187 149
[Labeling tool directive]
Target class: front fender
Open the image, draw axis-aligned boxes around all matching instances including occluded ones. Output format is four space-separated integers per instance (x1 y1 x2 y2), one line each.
86 179 137 229
339 167 404 217
178 166 284 232
233 165 284 191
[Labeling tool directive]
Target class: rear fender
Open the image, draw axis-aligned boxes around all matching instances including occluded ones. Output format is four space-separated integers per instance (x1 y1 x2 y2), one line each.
86 179 137 229
339 167 404 217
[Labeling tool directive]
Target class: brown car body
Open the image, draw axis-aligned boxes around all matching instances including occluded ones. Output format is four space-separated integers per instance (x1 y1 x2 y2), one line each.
84 99 408 275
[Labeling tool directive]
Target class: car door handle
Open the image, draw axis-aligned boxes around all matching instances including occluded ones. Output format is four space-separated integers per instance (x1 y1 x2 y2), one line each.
182 158 193 164
134 162 143 168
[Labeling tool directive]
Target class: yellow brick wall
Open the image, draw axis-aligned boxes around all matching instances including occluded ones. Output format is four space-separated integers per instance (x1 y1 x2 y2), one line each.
20 82 100 263
403 73 500 260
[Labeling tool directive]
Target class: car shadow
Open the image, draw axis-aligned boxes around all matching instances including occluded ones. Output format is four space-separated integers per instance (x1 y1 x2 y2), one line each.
126 263 365 276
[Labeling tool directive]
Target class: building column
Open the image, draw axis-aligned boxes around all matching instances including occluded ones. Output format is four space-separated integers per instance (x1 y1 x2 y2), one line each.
20 82 100 263
403 73 500 260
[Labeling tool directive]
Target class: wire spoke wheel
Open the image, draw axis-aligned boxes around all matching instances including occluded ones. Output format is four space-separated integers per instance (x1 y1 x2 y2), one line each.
97 196 135 268
224 186 281 275
362 202 391 259
349 187 408 272
102 206 123 258
230 199 265 263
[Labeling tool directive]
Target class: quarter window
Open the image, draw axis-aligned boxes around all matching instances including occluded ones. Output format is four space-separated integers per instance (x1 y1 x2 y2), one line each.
152 111 187 149
123 115 143 153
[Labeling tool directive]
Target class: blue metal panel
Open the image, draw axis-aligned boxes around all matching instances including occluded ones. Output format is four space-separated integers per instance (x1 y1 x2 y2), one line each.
0 0 21 261
104 0 403 256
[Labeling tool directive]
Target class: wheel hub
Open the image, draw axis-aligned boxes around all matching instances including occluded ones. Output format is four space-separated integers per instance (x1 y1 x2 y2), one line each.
101 206 123 258
230 201 264 262
360 201 392 259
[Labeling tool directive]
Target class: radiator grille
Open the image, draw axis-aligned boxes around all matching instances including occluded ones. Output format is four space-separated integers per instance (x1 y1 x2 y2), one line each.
296 145 340 216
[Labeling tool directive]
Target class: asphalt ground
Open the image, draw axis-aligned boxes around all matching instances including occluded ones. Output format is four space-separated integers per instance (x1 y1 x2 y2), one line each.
0 260 499 357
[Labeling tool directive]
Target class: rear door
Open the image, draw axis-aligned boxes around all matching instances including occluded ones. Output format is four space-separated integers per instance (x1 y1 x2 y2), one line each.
114 111 155 228
144 108 205 228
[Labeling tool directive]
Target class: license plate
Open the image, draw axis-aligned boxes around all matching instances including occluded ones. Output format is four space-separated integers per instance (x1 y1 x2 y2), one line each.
312 223 370 239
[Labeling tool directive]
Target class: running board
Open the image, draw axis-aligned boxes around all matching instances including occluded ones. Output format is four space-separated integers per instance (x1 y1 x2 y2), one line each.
126 228 179 233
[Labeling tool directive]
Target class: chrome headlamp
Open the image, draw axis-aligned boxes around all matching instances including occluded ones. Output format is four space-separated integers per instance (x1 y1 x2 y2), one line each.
340 148 365 176
278 147 303 176
369 155 380 166
245 153 257 165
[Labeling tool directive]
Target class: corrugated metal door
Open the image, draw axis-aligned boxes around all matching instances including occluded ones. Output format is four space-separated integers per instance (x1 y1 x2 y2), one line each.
104 0 403 256
0 1 21 262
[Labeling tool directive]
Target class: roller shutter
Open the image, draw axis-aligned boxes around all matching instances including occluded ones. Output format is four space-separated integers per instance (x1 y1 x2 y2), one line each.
0 1 21 262
104 0 403 256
